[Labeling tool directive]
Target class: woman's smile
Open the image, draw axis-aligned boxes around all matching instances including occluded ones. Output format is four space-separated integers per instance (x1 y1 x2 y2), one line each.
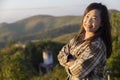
83 9 101 33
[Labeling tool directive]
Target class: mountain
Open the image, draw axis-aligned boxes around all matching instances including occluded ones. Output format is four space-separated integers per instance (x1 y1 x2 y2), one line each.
109 9 120 13
1 9 119 47
53 32 77 43
0 15 82 45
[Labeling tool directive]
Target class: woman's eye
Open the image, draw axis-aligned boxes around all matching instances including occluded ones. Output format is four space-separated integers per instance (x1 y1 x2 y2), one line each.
92 17 97 20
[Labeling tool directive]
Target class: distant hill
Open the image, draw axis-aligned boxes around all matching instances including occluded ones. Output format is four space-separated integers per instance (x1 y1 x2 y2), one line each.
109 9 120 13
0 15 81 46
53 32 77 43
0 10 120 48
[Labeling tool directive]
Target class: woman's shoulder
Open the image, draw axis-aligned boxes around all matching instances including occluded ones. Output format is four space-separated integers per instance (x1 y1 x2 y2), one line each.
91 37 106 49
68 38 75 46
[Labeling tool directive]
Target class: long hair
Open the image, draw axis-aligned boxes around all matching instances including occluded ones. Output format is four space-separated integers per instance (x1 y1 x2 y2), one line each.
74 3 112 58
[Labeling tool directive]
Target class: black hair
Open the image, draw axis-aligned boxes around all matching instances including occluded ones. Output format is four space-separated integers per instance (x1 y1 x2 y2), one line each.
74 3 112 58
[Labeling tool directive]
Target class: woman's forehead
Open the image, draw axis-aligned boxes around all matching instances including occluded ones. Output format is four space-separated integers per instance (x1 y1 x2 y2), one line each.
85 9 101 16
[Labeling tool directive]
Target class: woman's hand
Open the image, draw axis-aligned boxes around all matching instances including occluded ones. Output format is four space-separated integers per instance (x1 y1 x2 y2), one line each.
65 45 74 67
65 45 70 54
66 59 75 67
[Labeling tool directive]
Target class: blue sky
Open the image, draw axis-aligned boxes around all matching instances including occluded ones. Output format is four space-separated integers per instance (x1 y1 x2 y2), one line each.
0 0 120 23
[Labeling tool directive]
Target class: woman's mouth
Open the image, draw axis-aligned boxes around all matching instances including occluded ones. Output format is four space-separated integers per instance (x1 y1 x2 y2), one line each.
86 25 92 28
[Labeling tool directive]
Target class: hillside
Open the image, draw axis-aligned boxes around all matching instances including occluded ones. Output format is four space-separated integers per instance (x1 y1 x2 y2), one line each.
0 10 120 48
53 32 77 43
0 15 81 43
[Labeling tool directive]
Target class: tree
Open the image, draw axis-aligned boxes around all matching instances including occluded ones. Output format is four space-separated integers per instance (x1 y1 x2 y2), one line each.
0 51 36 80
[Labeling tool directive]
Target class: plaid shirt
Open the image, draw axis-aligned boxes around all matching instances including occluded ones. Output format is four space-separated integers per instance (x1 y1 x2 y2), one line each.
57 37 106 80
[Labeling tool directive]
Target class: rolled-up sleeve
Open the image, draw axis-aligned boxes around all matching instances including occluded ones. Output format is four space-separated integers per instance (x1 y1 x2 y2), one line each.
69 40 106 79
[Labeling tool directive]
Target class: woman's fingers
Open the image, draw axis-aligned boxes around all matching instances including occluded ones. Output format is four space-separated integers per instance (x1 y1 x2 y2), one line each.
65 45 70 54
66 60 74 67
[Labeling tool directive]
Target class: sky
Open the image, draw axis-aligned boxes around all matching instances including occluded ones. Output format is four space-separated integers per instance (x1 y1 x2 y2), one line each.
0 0 120 23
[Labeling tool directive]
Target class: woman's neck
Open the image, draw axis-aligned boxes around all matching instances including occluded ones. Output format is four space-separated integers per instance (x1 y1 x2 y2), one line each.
84 32 95 40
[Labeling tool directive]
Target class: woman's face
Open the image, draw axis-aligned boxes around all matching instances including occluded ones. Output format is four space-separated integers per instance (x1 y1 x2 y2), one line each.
83 9 101 33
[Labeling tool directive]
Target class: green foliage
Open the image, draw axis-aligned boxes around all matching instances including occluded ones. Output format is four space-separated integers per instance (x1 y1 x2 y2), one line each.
31 65 67 80
24 40 65 67
107 56 120 77
0 40 66 80
106 11 120 80
107 38 120 79
110 12 120 36
0 51 36 80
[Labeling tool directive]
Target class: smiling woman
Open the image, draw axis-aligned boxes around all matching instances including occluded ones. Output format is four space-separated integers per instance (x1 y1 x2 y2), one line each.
57 2 112 80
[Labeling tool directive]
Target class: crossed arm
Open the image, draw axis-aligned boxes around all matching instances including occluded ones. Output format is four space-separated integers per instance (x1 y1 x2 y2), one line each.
57 39 106 78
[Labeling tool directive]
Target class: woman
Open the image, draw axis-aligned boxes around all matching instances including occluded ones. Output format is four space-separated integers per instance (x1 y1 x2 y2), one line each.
57 3 112 80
